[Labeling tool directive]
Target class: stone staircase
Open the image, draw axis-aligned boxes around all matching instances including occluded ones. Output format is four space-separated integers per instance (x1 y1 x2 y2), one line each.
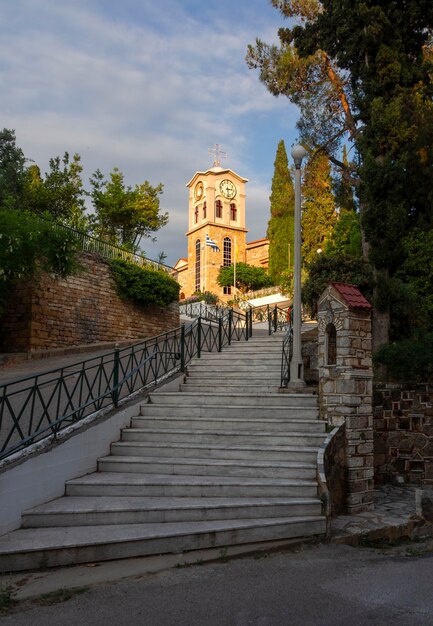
0 331 327 572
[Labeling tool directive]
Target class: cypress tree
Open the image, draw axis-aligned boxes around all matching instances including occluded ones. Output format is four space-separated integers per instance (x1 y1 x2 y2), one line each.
301 152 337 267
267 140 295 284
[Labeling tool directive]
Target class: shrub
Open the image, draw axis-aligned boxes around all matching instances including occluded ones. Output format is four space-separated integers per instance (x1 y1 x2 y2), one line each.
373 334 433 383
109 258 179 307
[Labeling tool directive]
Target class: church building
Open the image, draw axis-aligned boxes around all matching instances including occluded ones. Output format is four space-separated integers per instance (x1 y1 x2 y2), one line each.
175 151 269 301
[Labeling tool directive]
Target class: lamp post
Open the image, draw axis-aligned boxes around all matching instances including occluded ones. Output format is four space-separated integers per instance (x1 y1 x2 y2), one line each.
289 144 308 389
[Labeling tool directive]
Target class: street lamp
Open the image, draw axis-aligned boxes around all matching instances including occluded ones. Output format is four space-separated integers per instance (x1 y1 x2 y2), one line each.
289 144 308 389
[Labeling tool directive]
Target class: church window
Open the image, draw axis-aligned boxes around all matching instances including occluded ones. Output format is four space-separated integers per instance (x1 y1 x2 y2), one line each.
223 237 232 267
326 323 337 365
215 199 222 218
223 286 232 295
195 239 201 292
203 201 206 219
194 206 199 224
230 203 237 221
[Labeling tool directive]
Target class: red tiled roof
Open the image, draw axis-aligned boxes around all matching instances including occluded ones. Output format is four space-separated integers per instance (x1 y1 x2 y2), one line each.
331 282 372 310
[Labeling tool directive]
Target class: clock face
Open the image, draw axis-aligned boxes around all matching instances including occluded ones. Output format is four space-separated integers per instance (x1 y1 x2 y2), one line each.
220 179 236 199
194 181 204 200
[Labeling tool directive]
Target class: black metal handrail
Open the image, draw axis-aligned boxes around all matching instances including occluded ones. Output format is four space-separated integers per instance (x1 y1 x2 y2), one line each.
0 311 250 461
178 301 232 321
280 326 294 387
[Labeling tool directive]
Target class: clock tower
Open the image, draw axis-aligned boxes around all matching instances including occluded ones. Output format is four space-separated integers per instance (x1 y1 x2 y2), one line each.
174 155 249 300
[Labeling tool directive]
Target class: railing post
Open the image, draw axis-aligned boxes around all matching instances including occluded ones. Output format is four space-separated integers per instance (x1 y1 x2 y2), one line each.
218 317 223 352
273 305 278 333
249 309 253 338
112 347 120 407
228 309 233 345
245 310 249 341
197 316 202 358
180 324 185 372
267 304 272 336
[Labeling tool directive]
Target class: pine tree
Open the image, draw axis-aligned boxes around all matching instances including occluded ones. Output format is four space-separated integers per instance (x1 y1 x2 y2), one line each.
301 152 337 267
267 140 295 283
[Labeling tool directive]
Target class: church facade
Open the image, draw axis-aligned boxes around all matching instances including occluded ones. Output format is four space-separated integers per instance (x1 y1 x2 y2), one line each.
175 163 269 301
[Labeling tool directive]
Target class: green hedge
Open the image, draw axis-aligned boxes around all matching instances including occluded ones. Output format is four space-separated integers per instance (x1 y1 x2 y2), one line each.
109 258 179 307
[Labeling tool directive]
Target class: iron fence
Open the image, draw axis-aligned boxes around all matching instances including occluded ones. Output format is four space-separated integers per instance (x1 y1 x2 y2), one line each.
0 311 250 461
280 326 294 387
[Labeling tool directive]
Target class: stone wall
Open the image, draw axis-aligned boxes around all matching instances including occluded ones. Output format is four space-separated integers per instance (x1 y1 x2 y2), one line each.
0 253 180 353
374 383 433 485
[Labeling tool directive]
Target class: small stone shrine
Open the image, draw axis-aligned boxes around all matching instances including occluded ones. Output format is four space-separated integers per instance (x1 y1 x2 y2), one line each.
318 282 374 514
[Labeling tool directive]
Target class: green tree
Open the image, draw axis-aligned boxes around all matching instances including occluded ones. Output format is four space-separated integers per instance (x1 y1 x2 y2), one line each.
217 263 273 293
267 140 295 283
90 168 168 251
247 1 433 346
0 129 27 210
24 153 88 229
301 152 336 266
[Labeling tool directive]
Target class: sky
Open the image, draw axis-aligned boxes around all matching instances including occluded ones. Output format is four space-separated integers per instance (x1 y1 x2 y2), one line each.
0 0 301 265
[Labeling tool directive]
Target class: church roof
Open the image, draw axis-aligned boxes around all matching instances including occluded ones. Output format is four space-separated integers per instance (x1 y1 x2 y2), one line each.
330 282 372 310
186 168 248 187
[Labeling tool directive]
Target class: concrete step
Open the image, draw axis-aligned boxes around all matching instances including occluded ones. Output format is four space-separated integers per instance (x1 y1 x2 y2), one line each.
119 427 326 447
179 384 281 393
131 415 326 433
0 516 326 572
65 472 318 498
140 404 319 420
109 441 318 462
186 364 281 373
148 392 318 408
22 495 322 527
97 455 317 479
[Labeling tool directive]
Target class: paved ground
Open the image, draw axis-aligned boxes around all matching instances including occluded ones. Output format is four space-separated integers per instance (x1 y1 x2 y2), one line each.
2 540 433 625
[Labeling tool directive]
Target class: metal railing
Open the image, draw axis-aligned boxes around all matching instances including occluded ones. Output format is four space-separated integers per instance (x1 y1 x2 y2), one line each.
280 326 294 387
48 218 177 276
0 310 250 461
179 301 232 321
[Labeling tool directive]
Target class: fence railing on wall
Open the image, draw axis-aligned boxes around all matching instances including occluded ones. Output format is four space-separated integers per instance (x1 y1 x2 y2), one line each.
48 218 176 276
280 326 294 387
0 309 250 461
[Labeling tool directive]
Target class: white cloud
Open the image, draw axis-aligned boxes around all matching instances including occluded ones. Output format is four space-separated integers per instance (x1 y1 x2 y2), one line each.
0 0 300 264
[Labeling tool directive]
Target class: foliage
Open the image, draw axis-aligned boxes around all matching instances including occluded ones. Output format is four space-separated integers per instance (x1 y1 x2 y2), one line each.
90 168 168 251
0 128 27 211
217 263 274 293
0 209 81 315
324 209 362 258
24 154 88 229
396 228 433 329
301 152 337 266
247 1 433 343
373 334 433 383
109 259 179 307
279 269 293 296
267 140 295 283
302 253 373 316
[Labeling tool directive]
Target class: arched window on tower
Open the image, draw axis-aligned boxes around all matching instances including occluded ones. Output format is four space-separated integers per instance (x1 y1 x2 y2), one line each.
326 323 337 365
215 199 222 219
203 201 206 220
195 239 201 292
230 203 237 221
223 237 232 267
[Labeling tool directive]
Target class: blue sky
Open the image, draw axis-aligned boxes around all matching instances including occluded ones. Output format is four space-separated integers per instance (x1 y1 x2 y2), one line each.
0 0 300 265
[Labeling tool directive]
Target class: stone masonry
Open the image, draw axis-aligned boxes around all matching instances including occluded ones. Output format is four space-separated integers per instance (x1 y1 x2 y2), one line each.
0 252 179 353
374 383 433 485
318 282 374 514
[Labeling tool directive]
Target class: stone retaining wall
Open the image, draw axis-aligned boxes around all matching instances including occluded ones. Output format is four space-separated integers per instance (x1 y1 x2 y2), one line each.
0 253 179 352
374 383 433 485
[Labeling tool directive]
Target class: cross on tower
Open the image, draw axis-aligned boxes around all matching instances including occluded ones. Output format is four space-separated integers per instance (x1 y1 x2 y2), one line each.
208 144 227 167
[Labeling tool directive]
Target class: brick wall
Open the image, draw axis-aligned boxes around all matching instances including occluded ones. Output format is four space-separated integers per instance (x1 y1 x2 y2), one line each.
0 253 180 353
374 383 433 485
